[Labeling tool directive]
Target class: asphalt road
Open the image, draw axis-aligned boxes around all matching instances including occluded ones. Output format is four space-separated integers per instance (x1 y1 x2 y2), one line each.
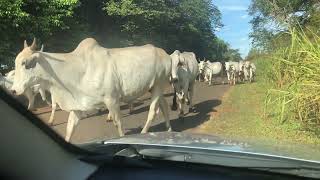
32 80 229 144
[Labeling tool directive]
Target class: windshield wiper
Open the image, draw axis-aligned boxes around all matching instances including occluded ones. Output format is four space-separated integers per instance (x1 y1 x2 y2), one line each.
80 143 152 168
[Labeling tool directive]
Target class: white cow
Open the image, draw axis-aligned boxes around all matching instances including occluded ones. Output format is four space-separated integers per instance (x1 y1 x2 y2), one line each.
11 38 173 142
0 70 49 110
171 51 198 117
227 64 236 85
244 61 256 82
199 61 223 85
225 61 240 85
198 61 206 81
238 61 245 82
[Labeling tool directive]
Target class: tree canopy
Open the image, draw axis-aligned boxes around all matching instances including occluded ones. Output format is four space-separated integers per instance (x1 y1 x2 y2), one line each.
0 0 242 73
248 0 320 50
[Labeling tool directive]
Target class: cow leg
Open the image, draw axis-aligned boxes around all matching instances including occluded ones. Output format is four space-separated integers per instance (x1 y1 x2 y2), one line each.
226 71 230 84
27 96 35 110
106 112 117 126
178 98 184 118
186 86 190 105
25 91 35 110
39 88 46 101
141 89 161 134
105 99 124 136
48 95 56 125
159 96 171 132
106 112 113 121
204 73 208 82
171 89 178 111
129 103 134 114
65 111 80 142
188 83 195 113
209 72 212 86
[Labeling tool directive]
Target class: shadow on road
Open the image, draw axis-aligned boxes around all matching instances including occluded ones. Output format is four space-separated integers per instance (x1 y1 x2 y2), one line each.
140 92 174 102
126 99 221 135
34 108 62 115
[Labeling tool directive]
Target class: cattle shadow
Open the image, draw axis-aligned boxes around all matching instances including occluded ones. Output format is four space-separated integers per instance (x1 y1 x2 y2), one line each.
128 92 175 115
128 105 150 115
126 99 222 135
84 101 145 118
34 108 62 115
140 92 174 102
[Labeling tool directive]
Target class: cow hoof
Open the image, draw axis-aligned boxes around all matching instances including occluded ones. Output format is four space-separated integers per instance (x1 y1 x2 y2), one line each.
106 118 112 122
167 127 172 132
171 104 178 111
189 107 196 113
186 101 190 105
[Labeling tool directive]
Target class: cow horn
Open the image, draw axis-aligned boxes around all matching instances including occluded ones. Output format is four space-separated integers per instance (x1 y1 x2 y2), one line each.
24 40 28 48
40 44 44 52
30 37 37 50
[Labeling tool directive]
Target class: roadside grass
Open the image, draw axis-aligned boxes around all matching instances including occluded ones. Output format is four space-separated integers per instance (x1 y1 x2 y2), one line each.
197 76 320 145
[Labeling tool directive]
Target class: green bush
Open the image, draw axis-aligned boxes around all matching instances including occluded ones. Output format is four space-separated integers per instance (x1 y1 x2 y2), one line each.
265 28 320 135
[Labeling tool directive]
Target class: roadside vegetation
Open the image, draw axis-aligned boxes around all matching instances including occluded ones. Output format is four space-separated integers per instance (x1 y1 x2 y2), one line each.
199 59 320 145
251 0 320 141
200 0 320 144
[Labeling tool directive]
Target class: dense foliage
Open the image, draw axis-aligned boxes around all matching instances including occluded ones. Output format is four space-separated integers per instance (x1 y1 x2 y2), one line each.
248 0 320 135
0 0 242 73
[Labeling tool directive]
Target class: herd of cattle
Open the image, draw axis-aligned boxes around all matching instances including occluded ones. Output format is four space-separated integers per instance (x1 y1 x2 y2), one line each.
0 38 256 142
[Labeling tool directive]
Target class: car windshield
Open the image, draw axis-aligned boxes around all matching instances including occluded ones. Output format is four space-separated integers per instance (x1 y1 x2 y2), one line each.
2 0 320 166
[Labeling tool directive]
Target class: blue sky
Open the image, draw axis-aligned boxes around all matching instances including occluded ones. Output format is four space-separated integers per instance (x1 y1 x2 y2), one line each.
214 0 252 58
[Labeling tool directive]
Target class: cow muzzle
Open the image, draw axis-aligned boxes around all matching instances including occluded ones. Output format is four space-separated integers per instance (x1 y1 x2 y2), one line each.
171 77 178 83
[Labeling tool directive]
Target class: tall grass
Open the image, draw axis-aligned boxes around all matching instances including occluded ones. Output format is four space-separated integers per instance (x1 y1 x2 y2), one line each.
265 28 320 135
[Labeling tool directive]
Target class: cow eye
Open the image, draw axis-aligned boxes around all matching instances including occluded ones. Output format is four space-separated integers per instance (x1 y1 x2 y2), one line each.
21 61 26 66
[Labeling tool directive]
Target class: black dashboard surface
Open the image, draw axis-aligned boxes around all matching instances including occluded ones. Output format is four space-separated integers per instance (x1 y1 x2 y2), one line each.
89 159 305 180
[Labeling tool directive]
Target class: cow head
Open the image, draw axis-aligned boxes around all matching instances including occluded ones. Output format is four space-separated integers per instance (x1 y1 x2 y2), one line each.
172 81 186 103
11 38 42 95
170 50 183 83
198 61 206 74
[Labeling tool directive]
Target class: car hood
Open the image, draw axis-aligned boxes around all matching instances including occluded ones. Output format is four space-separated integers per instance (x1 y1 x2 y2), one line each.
83 132 320 162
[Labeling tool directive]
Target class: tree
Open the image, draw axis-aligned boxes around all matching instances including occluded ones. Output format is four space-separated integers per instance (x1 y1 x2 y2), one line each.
248 0 320 50
0 0 235 72
0 0 81 72
103 0 222 57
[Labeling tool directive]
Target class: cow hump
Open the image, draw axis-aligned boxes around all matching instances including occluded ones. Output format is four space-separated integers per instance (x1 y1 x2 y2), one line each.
72 38 100 54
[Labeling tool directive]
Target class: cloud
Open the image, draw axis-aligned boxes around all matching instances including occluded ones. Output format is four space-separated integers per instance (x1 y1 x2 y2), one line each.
240 37 247 41
219 5 247 11
240 14 248 19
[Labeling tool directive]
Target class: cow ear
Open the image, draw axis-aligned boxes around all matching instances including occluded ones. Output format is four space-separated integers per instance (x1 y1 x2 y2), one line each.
25 53 40 69
24 40 28 49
